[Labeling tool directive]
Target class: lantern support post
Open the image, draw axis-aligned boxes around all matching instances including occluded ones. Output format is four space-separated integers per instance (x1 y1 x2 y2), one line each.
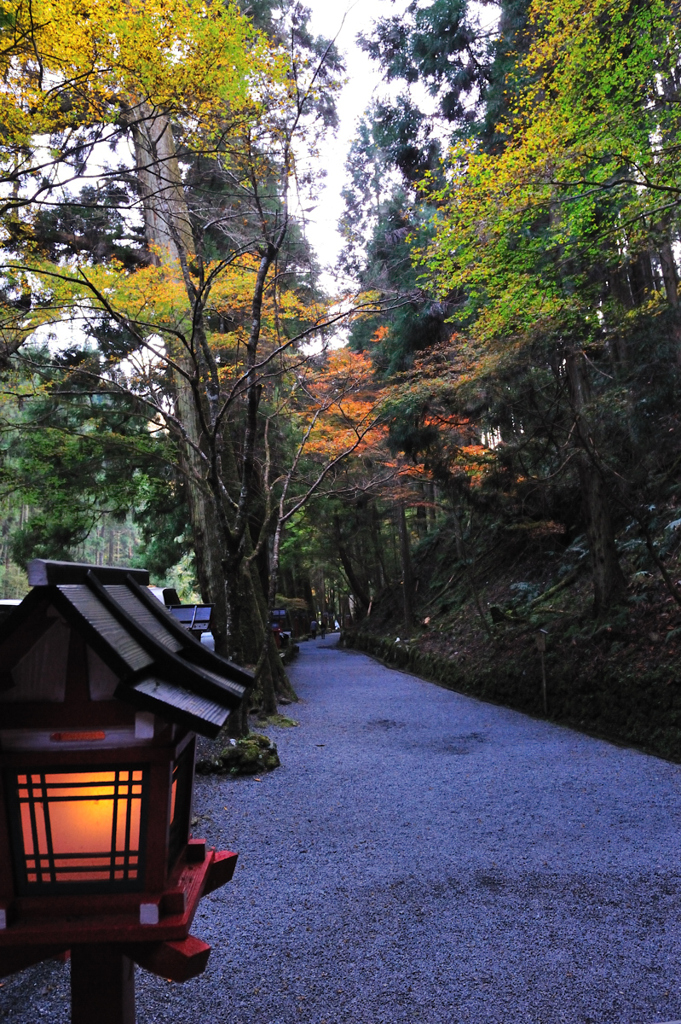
0 561 251 1023
70 945 135 1024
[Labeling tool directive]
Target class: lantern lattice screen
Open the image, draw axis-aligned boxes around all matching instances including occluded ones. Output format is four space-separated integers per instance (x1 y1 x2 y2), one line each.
13 768 145 888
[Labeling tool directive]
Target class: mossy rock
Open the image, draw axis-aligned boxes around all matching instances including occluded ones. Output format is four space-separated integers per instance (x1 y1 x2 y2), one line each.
196 732 281 776
248 732 274 749
257 714 299 728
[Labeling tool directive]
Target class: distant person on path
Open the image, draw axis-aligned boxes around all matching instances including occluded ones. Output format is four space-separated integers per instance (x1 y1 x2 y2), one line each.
320 617 326 639
310 618 318 639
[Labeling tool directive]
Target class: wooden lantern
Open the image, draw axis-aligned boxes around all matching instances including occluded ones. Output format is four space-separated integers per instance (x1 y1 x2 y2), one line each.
0 560 253 1024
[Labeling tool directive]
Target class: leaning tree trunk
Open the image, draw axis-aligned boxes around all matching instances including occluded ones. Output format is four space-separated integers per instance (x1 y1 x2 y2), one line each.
129 103 291 722
131 104 230 644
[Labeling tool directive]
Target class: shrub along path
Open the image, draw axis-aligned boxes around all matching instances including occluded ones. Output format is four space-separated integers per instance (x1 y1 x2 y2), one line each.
2 640 681 1023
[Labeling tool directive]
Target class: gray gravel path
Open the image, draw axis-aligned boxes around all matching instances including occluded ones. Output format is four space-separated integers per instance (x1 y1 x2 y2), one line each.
3 639 681 1024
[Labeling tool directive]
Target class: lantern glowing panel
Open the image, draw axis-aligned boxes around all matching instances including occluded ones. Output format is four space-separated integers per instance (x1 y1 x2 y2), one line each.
9 768 147 892
170 773 178 826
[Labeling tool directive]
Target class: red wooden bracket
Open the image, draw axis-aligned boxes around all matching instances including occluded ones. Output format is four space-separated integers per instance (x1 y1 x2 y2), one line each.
125 936 211 982
0 846 237 978
202 850 238 896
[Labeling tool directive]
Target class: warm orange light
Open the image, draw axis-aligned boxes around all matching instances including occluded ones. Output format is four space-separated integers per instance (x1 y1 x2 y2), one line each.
15 769 145 886
50 732 106 742
170 777 178 825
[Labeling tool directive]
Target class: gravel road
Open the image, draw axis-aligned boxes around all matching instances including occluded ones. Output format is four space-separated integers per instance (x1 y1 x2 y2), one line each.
3 639 681 1024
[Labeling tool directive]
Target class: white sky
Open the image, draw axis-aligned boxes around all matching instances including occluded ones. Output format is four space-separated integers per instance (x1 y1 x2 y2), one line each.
298 0 410 286
299 1 498 291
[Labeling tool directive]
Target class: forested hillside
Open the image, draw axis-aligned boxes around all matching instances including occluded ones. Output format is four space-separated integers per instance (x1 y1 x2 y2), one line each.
334 0 681 757
1 0 680 752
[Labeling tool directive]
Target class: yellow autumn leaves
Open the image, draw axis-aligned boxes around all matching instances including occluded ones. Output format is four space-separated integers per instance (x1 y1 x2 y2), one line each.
0 0 285 146
419 0 681 350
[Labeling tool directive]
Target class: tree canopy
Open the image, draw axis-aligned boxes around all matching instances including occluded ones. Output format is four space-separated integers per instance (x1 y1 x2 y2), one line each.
2 0 681 735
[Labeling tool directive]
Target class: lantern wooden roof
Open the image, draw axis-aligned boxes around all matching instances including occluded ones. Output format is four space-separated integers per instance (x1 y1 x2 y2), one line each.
0 560 252 738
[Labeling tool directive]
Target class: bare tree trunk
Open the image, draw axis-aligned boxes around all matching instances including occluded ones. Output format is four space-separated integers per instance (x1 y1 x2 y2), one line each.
577 459 626 616
452 512 492 637
131 104 195 257
628 251 655 307
129 103 296 730
415 492 428 538
566 348 626 616
333 516 370 614
397 504 414 633
429 485 438 527
658 239 681 365
370 506 388 589
131 103 232 648
659 241 678 307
